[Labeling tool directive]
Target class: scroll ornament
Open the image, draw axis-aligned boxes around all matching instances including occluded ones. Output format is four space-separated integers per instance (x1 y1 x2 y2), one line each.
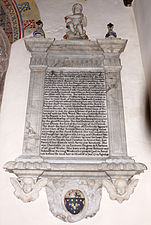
102 178 139 203
10 177 48 202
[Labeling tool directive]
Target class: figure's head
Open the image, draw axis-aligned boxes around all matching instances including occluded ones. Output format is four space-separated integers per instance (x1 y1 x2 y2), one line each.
36 20 43 29
114 179 127 195
22 178 34 193
107 23 114 32
72 3 83 14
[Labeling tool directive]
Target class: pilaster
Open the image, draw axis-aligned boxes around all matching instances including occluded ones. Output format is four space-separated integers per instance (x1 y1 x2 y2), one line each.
98 39 128 158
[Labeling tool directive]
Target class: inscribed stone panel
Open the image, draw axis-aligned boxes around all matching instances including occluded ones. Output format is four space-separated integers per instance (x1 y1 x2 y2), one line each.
41 71 109 157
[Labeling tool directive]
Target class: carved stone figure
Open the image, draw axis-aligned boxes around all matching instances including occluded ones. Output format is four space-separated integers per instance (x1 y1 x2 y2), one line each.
24 121 40 153
10 177 48 203
33 20 45 38
63 3 88 40
105 23 117 39
102 178 138 203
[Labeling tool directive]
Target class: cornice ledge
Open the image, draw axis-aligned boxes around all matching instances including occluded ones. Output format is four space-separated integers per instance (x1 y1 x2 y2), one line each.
97 38 128 54
24 37 55 52
4 160 147 173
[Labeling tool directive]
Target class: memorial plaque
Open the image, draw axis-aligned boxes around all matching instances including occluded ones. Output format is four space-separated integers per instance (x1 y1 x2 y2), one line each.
40 71 109 157
4 38 147 223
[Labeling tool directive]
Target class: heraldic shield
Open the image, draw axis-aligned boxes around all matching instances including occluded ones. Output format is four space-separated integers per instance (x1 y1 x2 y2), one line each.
64 190 85 215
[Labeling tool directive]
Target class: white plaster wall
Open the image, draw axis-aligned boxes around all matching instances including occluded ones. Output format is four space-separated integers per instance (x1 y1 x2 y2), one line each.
0 0 151 225
134 0 151 78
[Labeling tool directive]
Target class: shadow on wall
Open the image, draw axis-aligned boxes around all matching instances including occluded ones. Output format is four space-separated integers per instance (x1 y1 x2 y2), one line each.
145 92 151 132
145 75 151 134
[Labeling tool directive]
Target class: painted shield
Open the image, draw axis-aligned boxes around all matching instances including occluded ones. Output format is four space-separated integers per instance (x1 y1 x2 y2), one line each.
64 190 85 215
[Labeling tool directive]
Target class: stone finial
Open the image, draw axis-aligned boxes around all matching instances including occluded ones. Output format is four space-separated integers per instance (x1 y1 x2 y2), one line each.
33 20 45 38
105 23 117 39
63 3 88 40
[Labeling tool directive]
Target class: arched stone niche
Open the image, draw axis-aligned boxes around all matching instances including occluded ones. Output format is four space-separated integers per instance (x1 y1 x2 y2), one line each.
4 37 147 223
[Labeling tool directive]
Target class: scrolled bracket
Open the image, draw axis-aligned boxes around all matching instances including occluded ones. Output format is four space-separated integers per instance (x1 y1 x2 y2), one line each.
102 177 139 203
10 177 48 203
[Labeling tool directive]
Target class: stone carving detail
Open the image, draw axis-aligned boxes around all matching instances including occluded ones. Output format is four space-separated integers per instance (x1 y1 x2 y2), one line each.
63 3 88 40
4 160 147 172
10 177 48 203
31 56 47 66
23 121 40 154
46 178 102 223
47 57 103 68
102 178 138 203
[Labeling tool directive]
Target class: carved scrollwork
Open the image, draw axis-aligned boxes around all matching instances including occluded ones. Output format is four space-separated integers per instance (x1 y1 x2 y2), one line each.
102 178 139 203
46 178 102 223
10 177 48 202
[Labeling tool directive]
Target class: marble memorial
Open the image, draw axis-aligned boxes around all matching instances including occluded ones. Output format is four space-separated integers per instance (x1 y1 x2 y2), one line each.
4 5 147 223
